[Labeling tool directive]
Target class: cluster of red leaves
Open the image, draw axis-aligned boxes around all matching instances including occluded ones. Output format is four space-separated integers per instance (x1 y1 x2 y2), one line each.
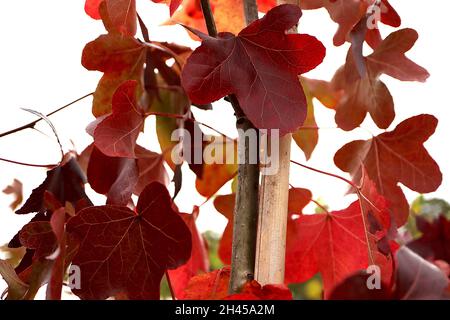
1 1 446 301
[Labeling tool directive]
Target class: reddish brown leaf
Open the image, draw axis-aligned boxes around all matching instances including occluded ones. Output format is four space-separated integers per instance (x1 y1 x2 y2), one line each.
2 179 23 211
301 0 400 46
334 114 442 227
333 28 428 131
167 207 209 299
66 182 191 299
82 34 146 116
93 80 145 158
19 222 57 261
181 4 326 135
333 65 394 131
367 28 429 82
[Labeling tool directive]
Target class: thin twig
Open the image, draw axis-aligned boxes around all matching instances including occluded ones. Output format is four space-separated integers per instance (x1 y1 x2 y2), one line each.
0 92 93 139
290 159 358 189
0 157 57 168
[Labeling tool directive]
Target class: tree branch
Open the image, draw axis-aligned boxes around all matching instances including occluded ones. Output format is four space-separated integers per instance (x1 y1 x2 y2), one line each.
199 0 260 294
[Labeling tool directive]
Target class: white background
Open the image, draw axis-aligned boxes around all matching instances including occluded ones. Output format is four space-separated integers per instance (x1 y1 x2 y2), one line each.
0 0 449 295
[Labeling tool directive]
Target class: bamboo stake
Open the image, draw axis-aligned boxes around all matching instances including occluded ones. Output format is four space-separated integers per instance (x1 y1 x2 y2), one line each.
254 0 298 285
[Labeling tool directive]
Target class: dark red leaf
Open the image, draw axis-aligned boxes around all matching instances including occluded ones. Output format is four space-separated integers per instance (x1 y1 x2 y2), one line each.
181 4 326 135
93 80 145 158
329 247 449 300
15 158 90 216
86 144 168 205
87 145 138 205
66 182 191 299
408 215 450 264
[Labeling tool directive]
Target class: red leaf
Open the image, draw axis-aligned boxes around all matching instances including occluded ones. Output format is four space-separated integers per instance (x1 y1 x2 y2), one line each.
181 4 325 135
183 267 231 300
167 207 209 299
224 281 292 300
66 182 191 299
183 268 292 300
286 200 394 298
93 80 145 158
169 0 182 15
85 0 103 19
85 0 137 36
334 115 442 227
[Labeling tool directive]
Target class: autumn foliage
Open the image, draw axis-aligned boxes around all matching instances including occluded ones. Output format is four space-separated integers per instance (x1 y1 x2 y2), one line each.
0 0 448 301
